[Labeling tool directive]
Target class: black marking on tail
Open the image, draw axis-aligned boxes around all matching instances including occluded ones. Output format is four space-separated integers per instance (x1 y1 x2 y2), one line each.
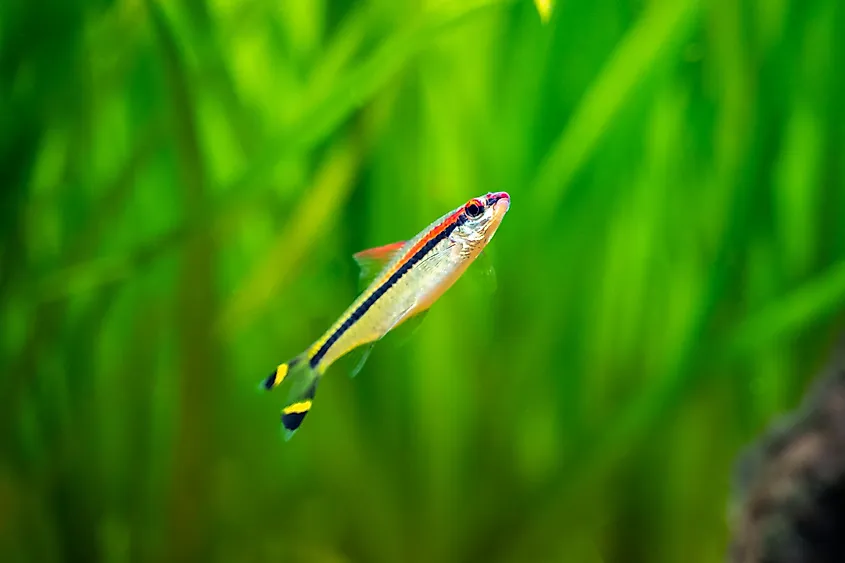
282 411 307 432
261 357 301 391
260 371 276 390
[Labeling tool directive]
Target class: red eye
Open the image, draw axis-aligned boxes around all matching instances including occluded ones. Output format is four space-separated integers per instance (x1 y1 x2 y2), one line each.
465 199 484 218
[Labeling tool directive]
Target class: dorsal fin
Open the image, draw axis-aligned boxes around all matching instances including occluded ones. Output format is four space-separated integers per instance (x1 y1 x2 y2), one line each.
353 241 406 288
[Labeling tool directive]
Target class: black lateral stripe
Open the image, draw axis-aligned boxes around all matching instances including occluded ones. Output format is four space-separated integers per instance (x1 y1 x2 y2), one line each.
309 214 466 368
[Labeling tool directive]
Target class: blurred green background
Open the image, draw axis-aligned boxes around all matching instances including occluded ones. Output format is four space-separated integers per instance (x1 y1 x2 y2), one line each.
2 0 845 561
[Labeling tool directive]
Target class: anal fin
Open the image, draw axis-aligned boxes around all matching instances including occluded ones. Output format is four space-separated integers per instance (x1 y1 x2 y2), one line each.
348 342 375 378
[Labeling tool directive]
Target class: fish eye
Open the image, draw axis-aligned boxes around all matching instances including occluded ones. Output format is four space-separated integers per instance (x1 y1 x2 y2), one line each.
465 199 484 218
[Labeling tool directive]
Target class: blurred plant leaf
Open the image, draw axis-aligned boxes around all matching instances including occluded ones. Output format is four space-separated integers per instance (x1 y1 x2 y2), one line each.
217 139 361 337
534 0 553 24
529 0 699 226
727 260 845 355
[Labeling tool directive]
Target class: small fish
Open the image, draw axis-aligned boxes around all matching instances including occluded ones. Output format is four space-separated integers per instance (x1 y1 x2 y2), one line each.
260 192 511 438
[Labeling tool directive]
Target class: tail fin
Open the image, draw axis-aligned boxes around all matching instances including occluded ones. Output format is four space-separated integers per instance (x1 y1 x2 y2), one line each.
259 355 320 439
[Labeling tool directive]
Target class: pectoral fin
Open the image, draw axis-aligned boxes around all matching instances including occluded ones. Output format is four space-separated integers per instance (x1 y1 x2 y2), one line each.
386 308 430 348
468 250 497 296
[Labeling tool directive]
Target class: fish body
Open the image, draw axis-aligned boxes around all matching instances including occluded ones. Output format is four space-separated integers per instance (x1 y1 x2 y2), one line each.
261 192 510 437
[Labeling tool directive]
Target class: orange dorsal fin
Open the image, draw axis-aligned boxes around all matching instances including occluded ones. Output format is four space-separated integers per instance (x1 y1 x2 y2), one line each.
353 241 406 288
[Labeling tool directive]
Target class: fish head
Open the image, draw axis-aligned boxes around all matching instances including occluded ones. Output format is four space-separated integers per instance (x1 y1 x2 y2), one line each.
452 192 510 248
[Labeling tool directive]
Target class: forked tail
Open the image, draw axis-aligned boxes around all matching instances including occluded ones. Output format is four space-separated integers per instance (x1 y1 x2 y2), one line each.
260 354 320 439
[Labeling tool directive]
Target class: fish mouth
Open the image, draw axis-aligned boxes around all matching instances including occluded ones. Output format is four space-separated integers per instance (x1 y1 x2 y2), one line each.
488 191 510 216
483 192 509 242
